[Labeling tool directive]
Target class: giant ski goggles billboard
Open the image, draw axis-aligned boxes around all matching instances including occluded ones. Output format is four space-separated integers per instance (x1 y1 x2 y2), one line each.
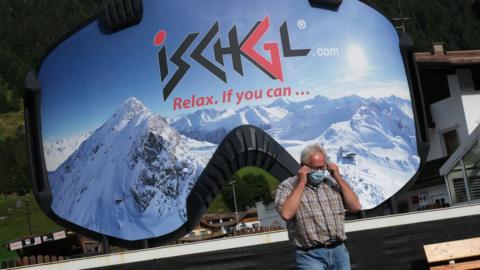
24 0 426 246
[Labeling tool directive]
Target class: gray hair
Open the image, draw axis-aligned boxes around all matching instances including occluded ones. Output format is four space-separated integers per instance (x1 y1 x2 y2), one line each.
300 143 328 165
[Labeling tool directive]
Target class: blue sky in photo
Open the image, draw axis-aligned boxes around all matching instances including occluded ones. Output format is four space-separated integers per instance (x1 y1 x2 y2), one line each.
39 0 410 141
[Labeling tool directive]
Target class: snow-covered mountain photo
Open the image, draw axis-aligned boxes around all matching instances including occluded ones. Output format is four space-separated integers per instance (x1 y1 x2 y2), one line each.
168 103 289 144
44 94 419 239
46 98 206 240
37 0 420 241
169 94 419 209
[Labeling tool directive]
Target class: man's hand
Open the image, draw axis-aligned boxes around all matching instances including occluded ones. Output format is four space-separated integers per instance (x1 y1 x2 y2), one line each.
297 165 310 185
327 163 362 213
279 165 310 221
327 163 341 179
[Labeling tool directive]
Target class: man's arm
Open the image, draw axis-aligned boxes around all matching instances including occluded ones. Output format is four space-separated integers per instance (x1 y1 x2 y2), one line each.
328 163 362 213
276 166 310 220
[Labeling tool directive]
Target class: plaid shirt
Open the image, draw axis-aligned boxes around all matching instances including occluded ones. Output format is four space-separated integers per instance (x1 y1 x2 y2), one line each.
275 176 347 249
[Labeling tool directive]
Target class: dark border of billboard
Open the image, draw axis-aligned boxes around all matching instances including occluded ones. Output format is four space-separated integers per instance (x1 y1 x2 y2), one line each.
23 0 429 249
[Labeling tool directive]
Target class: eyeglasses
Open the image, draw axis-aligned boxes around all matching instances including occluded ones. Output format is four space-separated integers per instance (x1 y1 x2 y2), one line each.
304 164 327 171
23 0 425 247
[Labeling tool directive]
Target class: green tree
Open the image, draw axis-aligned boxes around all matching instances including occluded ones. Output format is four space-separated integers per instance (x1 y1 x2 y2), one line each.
0 126 30 194
0 86 12 114
242 173 273 204
221 173 273 212
221 175 252 212
369 0 480 51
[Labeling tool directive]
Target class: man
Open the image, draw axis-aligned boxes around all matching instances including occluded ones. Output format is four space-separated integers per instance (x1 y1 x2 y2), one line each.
275 143 362 270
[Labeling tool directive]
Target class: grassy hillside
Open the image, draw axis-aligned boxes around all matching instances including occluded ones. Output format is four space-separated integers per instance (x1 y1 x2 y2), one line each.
0 194 62 260
0 112 30 195
0 111 24 142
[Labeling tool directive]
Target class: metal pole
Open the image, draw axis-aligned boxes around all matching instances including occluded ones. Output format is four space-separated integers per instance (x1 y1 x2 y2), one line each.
230 181 239 228
25 200 32 235
460 159 472 201
444 174 454 206
17 188 32 235
102 235 111 254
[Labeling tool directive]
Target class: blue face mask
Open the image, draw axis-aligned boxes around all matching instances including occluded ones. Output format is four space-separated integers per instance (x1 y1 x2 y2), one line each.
307 169 329 186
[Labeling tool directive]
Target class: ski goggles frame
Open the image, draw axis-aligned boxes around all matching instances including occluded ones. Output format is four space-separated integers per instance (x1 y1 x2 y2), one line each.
23 0 428 248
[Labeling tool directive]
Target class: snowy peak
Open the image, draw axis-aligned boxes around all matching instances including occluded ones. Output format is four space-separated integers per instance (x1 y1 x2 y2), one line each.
117 97 150 116
169 94 414 137
44 98 155 172
169 94 414 143
170 102 290 143
108 97 151 125
43 132 92 171
370 95 414 119
48 97 205 240
352 105 378 122
268 98 292 109
99 97 159 136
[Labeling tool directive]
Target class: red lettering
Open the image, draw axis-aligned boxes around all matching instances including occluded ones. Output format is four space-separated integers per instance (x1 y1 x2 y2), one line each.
206 96 214 105
245 91 253 100
197 97 205 107
173 98 182 111
267 88 274 97
183 98 191 109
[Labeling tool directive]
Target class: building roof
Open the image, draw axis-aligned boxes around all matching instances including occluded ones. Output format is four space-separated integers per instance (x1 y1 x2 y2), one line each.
410 157 449 190
241 217 259 223
200 209 257 228
416 47 480 66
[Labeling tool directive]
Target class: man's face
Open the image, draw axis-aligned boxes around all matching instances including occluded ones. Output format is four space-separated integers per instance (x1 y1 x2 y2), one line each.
308 152 326 170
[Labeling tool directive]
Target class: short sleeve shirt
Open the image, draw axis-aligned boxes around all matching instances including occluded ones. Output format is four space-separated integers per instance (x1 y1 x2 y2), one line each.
275 176 347 248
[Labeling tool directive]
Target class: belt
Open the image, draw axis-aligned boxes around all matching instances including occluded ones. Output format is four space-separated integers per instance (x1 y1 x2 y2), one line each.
296 240 344 251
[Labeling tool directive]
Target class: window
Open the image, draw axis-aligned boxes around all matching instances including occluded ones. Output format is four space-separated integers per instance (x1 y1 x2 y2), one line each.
472 66 480 91
434 198 447 207
446 161 466 203
445 140 480 204
443 130 459 156
462 141 480 201
420 68 453 104
452 177 468 202
398 201 409 213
